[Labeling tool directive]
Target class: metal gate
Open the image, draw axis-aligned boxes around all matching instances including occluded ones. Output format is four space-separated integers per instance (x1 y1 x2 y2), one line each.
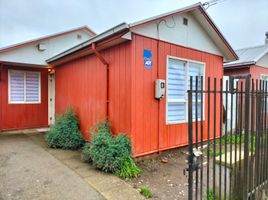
187 75 268 200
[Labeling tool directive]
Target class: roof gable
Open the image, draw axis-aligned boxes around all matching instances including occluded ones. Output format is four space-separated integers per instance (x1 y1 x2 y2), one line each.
129 2 237 62
0 27 95 65
0 26 96 54
130 11 223 57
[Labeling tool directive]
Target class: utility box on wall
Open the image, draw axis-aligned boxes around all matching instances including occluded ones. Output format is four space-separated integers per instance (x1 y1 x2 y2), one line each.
155 79 165 100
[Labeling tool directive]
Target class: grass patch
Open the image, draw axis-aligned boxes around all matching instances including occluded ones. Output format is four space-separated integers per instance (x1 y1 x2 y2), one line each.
208 147 224 157
215 133 256 152
203 189 218 200
117 156 142 179
139 186 153 198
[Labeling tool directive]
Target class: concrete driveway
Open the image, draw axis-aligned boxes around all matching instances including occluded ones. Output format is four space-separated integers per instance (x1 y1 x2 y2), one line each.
0 134 104 200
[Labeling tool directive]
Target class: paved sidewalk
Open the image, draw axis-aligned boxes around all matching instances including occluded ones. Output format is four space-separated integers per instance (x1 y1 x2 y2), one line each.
28 133 145 200
0 133 104 200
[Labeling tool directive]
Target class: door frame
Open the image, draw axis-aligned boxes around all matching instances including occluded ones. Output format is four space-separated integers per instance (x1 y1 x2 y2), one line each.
48 72 55 125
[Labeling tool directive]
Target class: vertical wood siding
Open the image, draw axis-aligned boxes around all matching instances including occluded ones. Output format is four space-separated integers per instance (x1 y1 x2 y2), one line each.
0 66 48 130
54 34 224 157
131 34 223 156
55 42 132 140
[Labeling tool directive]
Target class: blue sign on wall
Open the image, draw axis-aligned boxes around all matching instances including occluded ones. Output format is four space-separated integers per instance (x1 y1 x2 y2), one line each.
143 49 152 69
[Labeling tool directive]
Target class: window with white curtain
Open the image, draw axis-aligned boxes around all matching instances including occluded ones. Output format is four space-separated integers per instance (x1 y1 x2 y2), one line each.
166 57 205 124
260 74 268 81
9 70 41 104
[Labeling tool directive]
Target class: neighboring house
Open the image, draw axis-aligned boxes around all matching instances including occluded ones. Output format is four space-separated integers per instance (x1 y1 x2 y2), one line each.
47 3 237 156
0 26 96 131
224 33 268 132
224 32 268 79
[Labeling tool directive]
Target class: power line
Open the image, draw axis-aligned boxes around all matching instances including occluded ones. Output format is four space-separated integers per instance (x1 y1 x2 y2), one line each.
202 0 227 10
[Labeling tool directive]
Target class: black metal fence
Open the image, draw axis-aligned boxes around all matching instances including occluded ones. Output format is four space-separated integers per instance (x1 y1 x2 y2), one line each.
187 75 268 200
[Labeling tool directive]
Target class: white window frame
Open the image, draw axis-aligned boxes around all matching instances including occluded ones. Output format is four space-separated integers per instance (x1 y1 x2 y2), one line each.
166 55 206 125
8 70 41 104
260 74 268 81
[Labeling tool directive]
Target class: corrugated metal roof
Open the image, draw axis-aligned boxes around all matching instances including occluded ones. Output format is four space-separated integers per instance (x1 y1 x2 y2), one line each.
224 44 268 67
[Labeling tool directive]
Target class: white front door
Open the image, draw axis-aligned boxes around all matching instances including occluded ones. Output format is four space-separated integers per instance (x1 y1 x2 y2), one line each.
48 72 55 125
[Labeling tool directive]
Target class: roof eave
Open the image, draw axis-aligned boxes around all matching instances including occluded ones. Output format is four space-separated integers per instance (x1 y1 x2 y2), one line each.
224 61 256 68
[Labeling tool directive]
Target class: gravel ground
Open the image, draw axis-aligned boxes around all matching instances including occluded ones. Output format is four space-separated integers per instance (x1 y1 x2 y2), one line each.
128 148 189 200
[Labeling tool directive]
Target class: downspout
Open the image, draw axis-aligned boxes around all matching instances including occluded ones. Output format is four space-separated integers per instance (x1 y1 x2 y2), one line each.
91 43 110 119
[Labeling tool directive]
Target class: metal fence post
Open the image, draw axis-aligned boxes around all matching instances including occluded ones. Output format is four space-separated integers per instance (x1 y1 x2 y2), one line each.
188 76 193 200
243 75 251 200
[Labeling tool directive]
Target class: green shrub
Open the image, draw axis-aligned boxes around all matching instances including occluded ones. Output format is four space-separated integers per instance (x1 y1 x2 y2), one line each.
81 143 92 163
96 119 110 133
139 186 153 198
89 130 131 172
87 121 133 173
45 109 85 150
117 156 142 179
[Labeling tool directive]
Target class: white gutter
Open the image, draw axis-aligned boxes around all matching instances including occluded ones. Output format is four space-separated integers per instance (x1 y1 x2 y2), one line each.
224 61 256 68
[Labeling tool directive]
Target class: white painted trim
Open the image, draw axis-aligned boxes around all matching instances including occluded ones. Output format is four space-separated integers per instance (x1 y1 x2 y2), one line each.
260 74 268 80
8 69 41 104
165 55 206 125
48 72 55 125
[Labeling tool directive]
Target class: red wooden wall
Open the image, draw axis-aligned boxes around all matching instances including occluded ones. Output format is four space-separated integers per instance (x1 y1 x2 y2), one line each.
250 65 268 80
0 65 48 130
54 34 224 157
224 66 250 76
131 34 223 156
55 42 132 140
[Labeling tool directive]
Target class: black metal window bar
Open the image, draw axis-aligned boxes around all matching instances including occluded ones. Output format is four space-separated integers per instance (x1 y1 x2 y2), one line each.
187 75 268 200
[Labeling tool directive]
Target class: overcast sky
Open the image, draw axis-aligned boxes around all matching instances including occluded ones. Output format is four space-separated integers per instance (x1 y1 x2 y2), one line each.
0 0 267 50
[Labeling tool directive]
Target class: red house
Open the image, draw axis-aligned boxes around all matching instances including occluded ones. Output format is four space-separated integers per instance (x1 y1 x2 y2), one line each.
46 3 237 156
0 27 96 131
224 32 268 80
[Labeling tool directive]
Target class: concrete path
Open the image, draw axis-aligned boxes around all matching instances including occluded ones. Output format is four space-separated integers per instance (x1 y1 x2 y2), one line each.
0 134 104 200
28 133 145 200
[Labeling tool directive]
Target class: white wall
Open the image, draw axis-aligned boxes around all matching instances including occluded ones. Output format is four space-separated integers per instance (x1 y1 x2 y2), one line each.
223 76 238 133
257 52 268 68
0 30 92 65
132 12 222 56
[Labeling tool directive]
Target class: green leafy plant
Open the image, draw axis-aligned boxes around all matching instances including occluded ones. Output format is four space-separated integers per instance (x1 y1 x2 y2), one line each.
88 121 132 173
117 156 142 179
139 186 153 198
209 148 224 157
215 133 256 152
45 109 85 150
81 143 92 163
203 189 217 200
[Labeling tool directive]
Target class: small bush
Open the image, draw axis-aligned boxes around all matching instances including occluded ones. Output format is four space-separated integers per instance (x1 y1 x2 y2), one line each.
117 156 142 179
89 121 132 173
81 143 92 163
139 186 153 198
45 109 85 150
